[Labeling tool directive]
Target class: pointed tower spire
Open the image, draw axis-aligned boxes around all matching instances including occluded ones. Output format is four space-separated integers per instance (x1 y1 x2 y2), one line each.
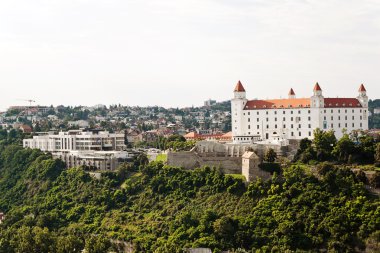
288 88 295 99
234 80 246 92
357 83 368 107
358 83 366 92
313 82 322 91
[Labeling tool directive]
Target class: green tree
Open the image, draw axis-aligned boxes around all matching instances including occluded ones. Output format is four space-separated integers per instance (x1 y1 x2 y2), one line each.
375 143 380 166
264 148 277 163
313 128 337 160
332 134 356 163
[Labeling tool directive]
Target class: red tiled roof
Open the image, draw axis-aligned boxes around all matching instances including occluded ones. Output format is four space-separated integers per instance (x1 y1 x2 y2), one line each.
234 80 246 92
358 84 366 92
288 88 295 95
244 98 311 110
324 98 362 108
314 82 322 91
222 131 232 137
184 132 198 138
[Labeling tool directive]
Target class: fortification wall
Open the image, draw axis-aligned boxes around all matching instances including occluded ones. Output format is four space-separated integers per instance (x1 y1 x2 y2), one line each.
167 151 241 174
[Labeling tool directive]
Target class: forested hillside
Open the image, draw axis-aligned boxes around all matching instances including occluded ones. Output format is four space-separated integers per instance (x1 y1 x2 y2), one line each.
0 130 379 252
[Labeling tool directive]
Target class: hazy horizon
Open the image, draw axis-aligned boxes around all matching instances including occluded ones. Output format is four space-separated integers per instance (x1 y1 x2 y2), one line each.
1 0 379 111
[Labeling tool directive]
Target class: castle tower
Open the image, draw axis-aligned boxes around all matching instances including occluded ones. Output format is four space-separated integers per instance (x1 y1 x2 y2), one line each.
288 88 296 99
311 82 324 108
231 81 248 142
357 84 368 108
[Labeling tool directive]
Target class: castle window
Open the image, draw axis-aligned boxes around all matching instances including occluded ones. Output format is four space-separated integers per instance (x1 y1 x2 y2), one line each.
345 123 347 127
283 124 286 128
257 112 259 115
308 116 311 121
331 123 333 128
257 125 259 129
248 125 251 129
298 110 301 114
291 117 293 121
266 111 268 115
274 111 277 114
338 109 340 113
345 116 347 120
324 116 326 120
283 117 286 121
291 132 294 136
291 111 294 114
360 123 362 128
283 111 285 114
360 109 362 113
299 124 301 128
298 132 301 136
308 131 311 137
352 123 355 127
257 118 259 122
308 124 311 128
331 116 333 120
352 116 354 120
275 124 277 129
248 118 250 122
266 125 269 129
338 123 341 128
331 109 333 113
338 116 341 120
248 112 250 115
275 117 277 121
352 109 354 113
308 110 311 114
360 116 362 120
291 124 294 128
266 118 269 122
324 110 326 113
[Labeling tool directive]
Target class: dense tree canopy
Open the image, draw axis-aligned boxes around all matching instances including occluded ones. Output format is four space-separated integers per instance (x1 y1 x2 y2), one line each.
0 141 379 252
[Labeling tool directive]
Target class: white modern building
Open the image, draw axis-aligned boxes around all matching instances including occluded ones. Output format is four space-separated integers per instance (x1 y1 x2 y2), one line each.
23 130 126 152
231 81 369 144
23 130 127 170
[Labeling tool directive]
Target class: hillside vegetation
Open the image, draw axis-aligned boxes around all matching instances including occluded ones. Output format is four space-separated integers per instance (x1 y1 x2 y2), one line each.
0 131 379 252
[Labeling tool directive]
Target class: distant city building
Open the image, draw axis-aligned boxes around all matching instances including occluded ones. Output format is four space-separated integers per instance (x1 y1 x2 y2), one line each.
204 99 217 107
54 150 132 170
68 120 90 128
23 130 127 170
183 131 232 142
19 124 33 133
232 81 369 143
23 130 125 152
126 129 142 144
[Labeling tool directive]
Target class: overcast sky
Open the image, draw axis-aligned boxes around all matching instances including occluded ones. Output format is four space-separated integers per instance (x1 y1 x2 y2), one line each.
0 0 379 111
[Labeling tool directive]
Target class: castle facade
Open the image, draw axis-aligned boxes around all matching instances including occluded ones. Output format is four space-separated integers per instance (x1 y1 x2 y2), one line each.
231 81 368 144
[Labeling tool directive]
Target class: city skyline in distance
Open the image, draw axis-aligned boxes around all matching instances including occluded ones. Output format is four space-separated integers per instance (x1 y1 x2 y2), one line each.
1 0 379 111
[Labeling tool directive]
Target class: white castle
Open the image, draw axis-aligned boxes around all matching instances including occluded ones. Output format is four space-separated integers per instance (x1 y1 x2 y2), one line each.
231 81 368 144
